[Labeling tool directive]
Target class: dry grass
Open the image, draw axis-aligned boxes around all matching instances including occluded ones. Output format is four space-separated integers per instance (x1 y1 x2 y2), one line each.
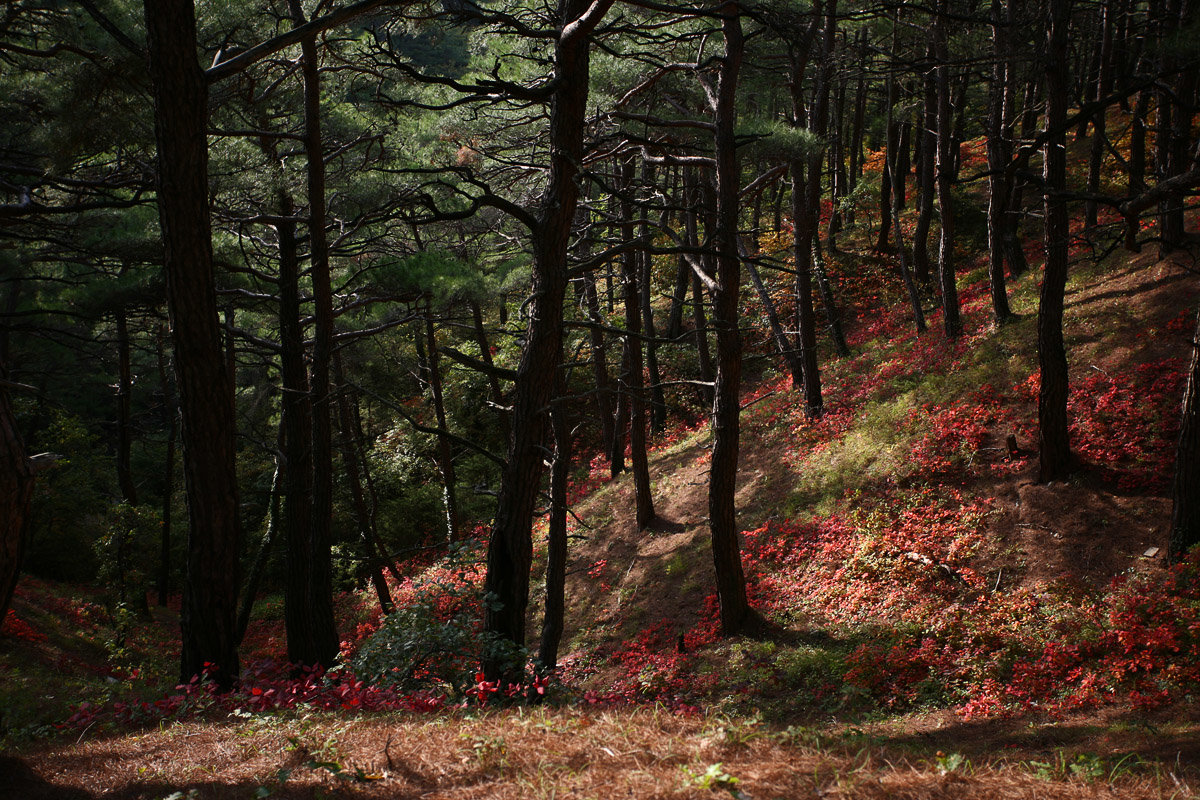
5 707 1196 799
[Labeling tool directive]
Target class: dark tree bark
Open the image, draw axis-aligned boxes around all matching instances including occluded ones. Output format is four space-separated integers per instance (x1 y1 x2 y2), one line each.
826 82 845 247
933 0 962 339
913 52 937 286
875 115 897 252
1084 0 1116 228
1037 0 1074 483
1124 88 1150 251
789 0 832 418
847 34 869 225
686 170 716 408
286 0 340 670
894 118 911 210
886 65 928 336
1158 0 1198 254
619 159 655 530
985 0 1014 324
482 0 614 682
709 1 752 636
638 163 667 434
537 383 571 672
276 212 323 669
1169 307 1200 563
155 325 176 606
423 305 461 542
144 0 241 688
609 341 629 477
578 272 616 463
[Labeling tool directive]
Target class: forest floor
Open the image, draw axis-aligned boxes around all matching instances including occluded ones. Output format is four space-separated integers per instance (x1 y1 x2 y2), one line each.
4 231 1200 798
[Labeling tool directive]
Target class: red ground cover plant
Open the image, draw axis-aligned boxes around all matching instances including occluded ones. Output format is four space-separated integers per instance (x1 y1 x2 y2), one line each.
1 609 46 642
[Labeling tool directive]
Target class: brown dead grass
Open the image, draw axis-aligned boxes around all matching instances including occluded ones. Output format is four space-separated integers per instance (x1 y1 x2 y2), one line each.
4 707 1195 799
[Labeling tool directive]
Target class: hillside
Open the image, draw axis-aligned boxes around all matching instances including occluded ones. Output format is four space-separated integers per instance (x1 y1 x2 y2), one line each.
4 235 1200 798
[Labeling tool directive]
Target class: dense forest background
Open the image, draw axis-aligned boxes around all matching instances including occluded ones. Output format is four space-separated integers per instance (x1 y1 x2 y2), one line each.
2 0 1200 795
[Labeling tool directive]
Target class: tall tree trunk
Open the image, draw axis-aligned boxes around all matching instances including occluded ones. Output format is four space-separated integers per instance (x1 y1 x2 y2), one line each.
578 273 616 465
1124 88 1150 251
144 0 241 688
688 171 716 408
155 325 177 606
286 0 340 668
887 63 928 336
986 0 1014 324
619 159 655 530
1169 307 1200 563
1038 0 1074 483
1159 0 1197 254
847 34 869 225
934 0 962 339
277 213 321 669
1085 0 1116 228
790 15 826 417
538 383 571 672
827 78 847 248
913 49 937 286
638 163 667 434
875 116 897 252
709 1 752 636
999 2 1028 280
894 119 911 210
482 0 614 682
423 304 461 542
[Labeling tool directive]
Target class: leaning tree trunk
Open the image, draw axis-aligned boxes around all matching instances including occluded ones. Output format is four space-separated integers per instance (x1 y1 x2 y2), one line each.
1169 307 1200 563
482 0 614 683
144 0 241 689
709 1 752 636
1038 0 1074 483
